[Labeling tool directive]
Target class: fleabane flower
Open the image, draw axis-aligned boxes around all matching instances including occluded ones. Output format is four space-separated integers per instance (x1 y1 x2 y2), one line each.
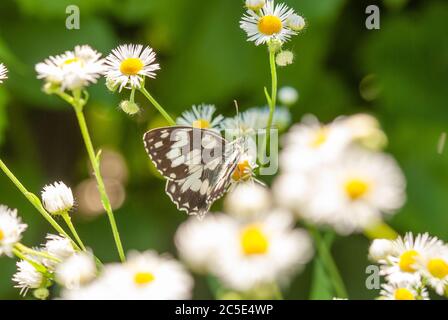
41 182 74 215
62 251 193 300
224 183 272 219
380 233 444 284
379 281 428 300
176 104 224 130
104 44 160 91
301 147 406 234
0 205 27 257
43 234 75 268
418 246 448 295
12 260 44 296
211 211 313 292
55 251 97 289
0 63 8 83
35 45 105 91
240 0 297 46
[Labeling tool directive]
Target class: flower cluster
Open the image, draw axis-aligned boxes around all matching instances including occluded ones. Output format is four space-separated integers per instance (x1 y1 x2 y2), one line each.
369 233 448 299
175 183 313 298
273 114 405 235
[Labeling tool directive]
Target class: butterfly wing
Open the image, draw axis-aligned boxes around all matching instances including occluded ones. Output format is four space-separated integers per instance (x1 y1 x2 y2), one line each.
143 126 239 216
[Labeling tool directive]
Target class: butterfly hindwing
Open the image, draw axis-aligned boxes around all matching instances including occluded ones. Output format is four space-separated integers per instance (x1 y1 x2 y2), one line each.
143 126 240 216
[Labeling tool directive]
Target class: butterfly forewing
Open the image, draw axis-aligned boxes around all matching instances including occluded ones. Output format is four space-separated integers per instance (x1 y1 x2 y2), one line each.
143 126 240 217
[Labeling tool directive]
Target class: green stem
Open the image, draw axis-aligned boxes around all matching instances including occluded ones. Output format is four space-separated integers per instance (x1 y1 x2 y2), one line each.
0 159 80 251
61 212 87 251
309 227 348 299
139 87 176 125
265 47 278 154
74 109 126 262
15 243 61 263
363 222 398 240
13 248 48 274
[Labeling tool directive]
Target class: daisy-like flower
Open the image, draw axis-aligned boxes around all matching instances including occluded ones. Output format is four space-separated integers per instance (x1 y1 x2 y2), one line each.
229 153 259 186
41 181 74 215
104 44 160 91
240 0 297 46
339 113 387 150
175 215 236 273
55 252 97 289
35 45 104 91
0 63 8 83
62 251 193 300
43 234 75 268
12 260 44 296
224 183 272 219
211 210 313 292
418 246 448 295
369 239 394 262
380 233 444 284
300 147 406 234
0 205 27 257
279 114 353 174
176 104 224 130
379 281 429 300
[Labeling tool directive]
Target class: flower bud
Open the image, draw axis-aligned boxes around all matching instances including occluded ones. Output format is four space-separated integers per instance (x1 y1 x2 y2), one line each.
278 86 299 105
369 239 394 262
119 100 140 115
276 50 294 67
245 0 265 11
41 182 74 215
287 14 306 31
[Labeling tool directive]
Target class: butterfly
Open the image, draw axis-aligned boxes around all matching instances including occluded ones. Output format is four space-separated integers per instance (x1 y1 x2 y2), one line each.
143 126 243 217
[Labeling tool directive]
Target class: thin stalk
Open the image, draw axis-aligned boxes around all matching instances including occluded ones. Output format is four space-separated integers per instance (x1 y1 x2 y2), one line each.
61 212 87 251
0 159 79 250
363 222 398 240
139 87 176 125
13 248 48 274
265 47 278 154
74 109 125 262
309 227 348 299
15 243 61 263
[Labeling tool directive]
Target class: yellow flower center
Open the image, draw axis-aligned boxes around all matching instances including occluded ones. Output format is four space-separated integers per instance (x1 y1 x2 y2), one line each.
240 224 269 256
0 228 4 241
309 127 328 148
344 178 370 200
258 15 282 35
120 58 144 76
63 57 80 65
134 271 155 285
427 258 448 279
232 160 251 181
394 288 415 300
399 250 419 273
192 119 210 129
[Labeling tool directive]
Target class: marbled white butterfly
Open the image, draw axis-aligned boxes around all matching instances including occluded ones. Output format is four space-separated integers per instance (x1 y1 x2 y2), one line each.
143 126 243 217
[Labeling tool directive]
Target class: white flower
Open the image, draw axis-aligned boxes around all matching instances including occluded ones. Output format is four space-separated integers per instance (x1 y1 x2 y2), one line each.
43 234 75 267
224 183 272 219
41 181 74 215
175 215 235 273
35 45 105 91
229 153 259 186
369 239 394 262
104 44 160 91
338 114 387 150
0 63 8 83
279 114 353 174
0 205 27 257
62 251 193 300
379 281 428 300
12 260 43 296
176 104 224 130
278 86 298 105
287 13 305 31
380 233 444 284
300 147 406 234
418 246 448 295
240 0 297 45
272 172 308 212
211 211 313 292
55 252 97 289
245 0 266 11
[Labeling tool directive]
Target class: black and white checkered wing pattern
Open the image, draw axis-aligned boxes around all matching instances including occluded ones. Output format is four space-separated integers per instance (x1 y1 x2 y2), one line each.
143 126 239 217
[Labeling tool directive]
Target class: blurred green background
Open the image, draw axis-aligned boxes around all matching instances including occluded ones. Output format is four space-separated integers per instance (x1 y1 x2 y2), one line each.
0 0 447 299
